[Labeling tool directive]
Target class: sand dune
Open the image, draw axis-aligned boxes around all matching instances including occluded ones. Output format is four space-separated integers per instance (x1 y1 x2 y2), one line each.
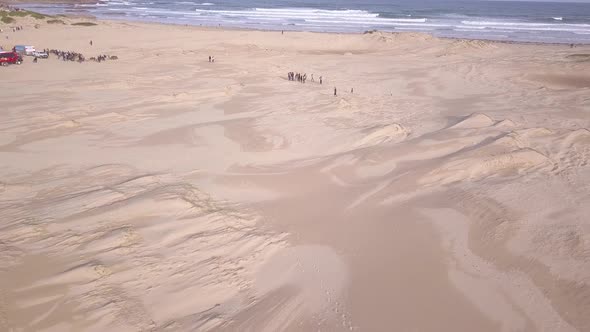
354 123 409 147
1 164 288 331
1 17 590 332
449 113 496 129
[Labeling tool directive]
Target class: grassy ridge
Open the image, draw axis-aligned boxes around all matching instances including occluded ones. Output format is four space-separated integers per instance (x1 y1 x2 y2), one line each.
1 9 48 24
0 9 97 26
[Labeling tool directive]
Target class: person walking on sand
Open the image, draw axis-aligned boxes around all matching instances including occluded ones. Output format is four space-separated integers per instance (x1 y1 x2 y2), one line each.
90 40 93 46
209 55 211 62
351 88 353 94
212 56 215 63
311 74 314 82
319 76 323 85
334 87 337 96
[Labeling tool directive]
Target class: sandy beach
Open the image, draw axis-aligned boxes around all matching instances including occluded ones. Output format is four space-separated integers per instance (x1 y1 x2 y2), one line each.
1 14 590 331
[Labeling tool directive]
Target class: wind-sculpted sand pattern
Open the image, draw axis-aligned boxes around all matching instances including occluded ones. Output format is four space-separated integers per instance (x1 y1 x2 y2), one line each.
1 19 589 331
0 165 290 331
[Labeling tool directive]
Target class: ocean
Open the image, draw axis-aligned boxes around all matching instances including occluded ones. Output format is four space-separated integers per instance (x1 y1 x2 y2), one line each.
21 0 590 43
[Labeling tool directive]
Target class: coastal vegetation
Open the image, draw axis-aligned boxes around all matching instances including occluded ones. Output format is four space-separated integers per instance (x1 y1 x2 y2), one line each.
47 19 66 24
0 14 15 24
0 16 14 24
72 22 98 26
1 9 48 24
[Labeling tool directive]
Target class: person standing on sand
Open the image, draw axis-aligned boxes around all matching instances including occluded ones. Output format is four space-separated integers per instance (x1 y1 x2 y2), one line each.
212 56 215 63
319 76 323 85
208 56 211 62
334 87 337 96
90 40 93 46
351 88 353 94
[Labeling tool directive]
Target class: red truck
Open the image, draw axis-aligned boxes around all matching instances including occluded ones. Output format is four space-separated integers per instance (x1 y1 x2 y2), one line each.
0 51 23 66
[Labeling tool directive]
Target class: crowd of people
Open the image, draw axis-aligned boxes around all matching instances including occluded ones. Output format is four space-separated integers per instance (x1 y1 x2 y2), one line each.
45 49 118 63
90 54 117 62
286 71 352 97
48 49 85 62
287 72 324 85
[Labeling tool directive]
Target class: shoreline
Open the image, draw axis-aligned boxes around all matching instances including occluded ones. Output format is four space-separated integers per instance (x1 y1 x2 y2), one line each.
4 3 590 46
97 16 590 47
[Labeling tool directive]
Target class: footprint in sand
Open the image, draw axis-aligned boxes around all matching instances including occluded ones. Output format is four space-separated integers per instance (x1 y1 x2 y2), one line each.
94 264 113 278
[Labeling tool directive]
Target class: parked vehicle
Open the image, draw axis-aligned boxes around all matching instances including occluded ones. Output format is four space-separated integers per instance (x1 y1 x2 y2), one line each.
33 51 49 59
0 51 23 66
13 45 36 56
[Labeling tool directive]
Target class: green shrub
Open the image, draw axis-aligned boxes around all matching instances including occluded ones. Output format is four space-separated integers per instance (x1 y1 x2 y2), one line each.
1 16 16 24
72 22 98 26
47 19 65 24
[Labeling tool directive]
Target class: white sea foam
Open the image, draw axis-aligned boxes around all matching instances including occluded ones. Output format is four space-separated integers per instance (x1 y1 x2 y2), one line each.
191 7 429 28
462 20 590 28
461 20 590 34
303 19 441 27
194 8 380 18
